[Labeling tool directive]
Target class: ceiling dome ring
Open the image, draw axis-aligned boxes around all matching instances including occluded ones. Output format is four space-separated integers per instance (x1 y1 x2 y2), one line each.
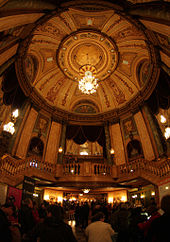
15 6 160 124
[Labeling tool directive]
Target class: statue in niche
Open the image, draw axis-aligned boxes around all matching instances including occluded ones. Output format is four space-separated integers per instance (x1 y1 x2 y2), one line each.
127 132 143 160
27 137 44 157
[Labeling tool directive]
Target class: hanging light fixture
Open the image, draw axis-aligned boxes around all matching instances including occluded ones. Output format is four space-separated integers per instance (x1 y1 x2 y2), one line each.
79 65 98 95
3 122 15 135
3 109 19 135
82 188 90 194
164 127 170 140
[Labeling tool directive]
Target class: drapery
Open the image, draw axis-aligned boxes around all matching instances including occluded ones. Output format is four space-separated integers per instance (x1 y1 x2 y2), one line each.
66 125 106 157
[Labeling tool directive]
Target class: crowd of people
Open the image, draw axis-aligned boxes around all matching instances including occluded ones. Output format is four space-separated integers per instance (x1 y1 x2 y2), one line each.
0 194 170 242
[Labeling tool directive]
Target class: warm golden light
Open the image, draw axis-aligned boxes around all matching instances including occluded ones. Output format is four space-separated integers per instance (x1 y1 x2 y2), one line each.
3 122 15 135
82 189 90 194
57 196 63 203
121 196 126 202
151 191 155 196
110 148 115 154
140 194 145 199
108 197 113 203
12 109 19 118
44 194 49 200
80 151 88 155
58 147 63 153
164 127 170 139
79 65 98 95
160 115 166 123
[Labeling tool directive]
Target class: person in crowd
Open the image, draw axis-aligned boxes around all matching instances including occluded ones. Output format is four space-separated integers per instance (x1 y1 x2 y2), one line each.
26 204 77 242
32 201 40 224
128 207 146 242
85 211 115 242
81 201 89 229
0 204 12 242
18 198 35 237
110 202 130 242
145 194 170 242
75 203 80 227
38 202 47 220
138 204 161 238
1 203 21 242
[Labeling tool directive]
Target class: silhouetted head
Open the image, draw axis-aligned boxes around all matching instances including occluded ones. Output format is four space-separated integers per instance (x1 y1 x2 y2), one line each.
47 205 64 221
91 212 105 222
161 195 170 214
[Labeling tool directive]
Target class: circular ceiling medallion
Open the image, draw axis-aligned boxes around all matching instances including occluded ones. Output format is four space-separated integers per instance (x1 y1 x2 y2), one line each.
57 30 118 81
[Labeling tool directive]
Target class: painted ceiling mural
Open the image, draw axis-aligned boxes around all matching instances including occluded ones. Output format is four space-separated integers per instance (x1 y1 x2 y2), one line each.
16 4 159 117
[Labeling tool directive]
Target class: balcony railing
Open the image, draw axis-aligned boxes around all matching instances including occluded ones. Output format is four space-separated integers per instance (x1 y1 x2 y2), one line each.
0 155 169 185
62 163 112 176
117 158 170 179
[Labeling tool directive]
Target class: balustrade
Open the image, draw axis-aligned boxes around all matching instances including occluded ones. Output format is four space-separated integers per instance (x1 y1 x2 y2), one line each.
0 155 169 183
117 158 170 178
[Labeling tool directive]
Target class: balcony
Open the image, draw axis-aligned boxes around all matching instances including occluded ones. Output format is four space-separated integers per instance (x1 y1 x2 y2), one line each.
0 154 169 187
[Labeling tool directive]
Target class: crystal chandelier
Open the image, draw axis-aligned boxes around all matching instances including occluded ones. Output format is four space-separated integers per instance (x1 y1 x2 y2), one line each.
82 189 90 194
79 65 98 94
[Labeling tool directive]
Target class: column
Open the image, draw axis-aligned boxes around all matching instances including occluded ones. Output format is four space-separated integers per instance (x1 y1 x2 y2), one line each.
57 123 66 164
109 122 126 166
16 107 38 159
104 122 112 165
143 105 167 157
134 110 155 161
45 121 61 164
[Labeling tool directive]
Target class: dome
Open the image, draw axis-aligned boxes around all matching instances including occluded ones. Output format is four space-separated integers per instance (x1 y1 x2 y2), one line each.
15 1 159 123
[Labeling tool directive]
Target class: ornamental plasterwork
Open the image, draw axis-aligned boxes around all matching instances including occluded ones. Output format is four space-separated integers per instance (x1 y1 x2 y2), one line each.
16 5 160 124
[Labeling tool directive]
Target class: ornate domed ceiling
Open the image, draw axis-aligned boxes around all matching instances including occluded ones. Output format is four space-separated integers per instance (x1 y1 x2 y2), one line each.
16 2 159 122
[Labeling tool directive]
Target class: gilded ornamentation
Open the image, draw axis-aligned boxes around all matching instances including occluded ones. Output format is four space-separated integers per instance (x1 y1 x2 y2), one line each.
74 104 96 113
138 60 151 87
62 84 72 106
15 7 160 123
120 43 146 49
113 26 143 42
107 79 126 105
106 16 122 33
122 117 136 137
155 32 170 50
100 84 110 108
46 79 64 103
57 30 118 82
114 74 134 94
39 72 59 91
59 15 72 31
36 22 61 36
35 115 49 135
24 55 37 83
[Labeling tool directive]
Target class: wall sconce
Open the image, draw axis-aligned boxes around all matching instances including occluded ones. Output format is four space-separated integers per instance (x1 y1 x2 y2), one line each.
11 109 19 122
110 148 115 155
160 115 166 124
58 147 63 153
3 109 19 135
3 122 15 135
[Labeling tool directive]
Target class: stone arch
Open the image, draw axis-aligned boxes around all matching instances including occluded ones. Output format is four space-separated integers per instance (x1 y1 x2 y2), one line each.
127 138 143 161
27 136 44 157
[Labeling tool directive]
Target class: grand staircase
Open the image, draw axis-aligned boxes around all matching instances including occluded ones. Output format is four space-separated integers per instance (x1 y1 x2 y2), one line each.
0 154 169 187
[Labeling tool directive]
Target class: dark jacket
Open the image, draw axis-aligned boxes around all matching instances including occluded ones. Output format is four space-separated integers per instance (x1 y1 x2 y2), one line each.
19 205 35 234
0 209 12 242
28 216 77 242
145 213 170 242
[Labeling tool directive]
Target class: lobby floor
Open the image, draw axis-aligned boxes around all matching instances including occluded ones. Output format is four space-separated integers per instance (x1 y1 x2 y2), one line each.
68 220 87 242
